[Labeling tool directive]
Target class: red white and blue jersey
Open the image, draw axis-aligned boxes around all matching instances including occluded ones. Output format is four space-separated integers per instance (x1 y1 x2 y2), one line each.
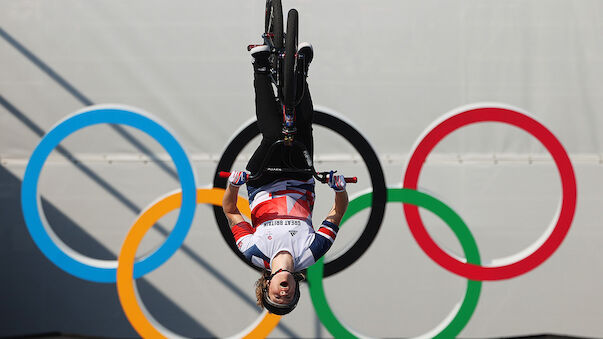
231 218 339 271
246 178 316 226
229 178 338 270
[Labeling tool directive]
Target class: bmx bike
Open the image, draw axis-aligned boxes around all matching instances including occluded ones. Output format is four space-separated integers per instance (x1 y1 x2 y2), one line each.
221 0 356 185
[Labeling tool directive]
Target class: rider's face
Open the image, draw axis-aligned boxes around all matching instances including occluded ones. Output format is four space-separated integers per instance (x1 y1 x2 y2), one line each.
268 270 296 304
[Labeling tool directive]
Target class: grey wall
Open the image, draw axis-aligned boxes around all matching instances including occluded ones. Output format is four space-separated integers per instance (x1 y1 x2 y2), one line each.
1 1 602 338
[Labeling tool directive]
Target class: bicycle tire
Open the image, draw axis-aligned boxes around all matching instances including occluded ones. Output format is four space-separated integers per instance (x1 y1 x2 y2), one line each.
283 8 298 109
265 0 283 50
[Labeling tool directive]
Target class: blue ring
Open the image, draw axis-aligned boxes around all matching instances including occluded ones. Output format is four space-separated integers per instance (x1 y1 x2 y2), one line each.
21 106 197 283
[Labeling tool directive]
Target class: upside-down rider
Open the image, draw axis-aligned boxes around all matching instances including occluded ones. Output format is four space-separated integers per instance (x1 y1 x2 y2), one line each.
222 41 349 315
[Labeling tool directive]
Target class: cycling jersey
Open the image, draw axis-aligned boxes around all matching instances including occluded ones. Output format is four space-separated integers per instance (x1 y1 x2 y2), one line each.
246 178 315 226
231 218 339 271
229 177 338 270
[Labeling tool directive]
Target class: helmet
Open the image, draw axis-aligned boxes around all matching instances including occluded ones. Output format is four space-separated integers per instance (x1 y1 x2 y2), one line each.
261 269 304 316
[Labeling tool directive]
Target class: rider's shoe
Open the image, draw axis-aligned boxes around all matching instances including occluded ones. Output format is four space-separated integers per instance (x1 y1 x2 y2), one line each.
251 45 271 74
297 42 313 76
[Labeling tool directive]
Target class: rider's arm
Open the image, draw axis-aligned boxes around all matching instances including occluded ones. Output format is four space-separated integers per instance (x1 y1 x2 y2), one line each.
223 183 257 255
222 171 249 227
324 190 349 226
303 190 349 265
223 184 245 227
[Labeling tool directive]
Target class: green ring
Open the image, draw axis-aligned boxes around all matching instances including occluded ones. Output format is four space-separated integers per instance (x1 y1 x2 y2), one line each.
307 188 482 338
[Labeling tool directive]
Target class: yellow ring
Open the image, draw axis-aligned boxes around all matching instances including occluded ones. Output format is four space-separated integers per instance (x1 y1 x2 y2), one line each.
117 188 281 338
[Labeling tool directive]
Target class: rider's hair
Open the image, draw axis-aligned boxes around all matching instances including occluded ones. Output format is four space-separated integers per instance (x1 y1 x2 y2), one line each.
254 270 306 310
255 270 271 308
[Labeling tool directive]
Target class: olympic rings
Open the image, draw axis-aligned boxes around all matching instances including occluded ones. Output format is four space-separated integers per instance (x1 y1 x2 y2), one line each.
307 188 482 339
212 107 387 277
20 103 578 337
116 188 282 339
403 105 577 281
20 105 197 283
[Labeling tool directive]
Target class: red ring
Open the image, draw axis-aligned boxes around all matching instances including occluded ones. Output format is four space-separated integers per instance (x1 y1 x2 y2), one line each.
403 106 577 281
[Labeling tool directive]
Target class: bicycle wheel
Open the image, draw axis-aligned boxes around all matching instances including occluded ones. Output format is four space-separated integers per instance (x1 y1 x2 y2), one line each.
265 0 283 50
283 8 298 109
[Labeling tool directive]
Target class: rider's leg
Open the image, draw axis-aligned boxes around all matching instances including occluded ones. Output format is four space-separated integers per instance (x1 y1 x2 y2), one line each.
294 43 314 159
246 70 282 178
294 78 314 159
245 44 315 186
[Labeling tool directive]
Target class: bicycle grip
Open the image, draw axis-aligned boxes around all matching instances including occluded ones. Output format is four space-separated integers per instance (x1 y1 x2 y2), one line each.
218 171 231 178
345 177 357 183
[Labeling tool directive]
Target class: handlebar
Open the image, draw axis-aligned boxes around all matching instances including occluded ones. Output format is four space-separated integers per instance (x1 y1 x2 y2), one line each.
218 171 261 182
218 171 357 184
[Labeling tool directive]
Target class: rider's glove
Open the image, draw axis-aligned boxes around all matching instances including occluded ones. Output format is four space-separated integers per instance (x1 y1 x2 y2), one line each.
328 171 346 192
228 171 249 187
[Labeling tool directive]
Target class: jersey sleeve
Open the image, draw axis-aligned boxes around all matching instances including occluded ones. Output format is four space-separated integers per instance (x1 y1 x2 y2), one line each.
231 221 255 252
308 220 339 262
231 222 271 270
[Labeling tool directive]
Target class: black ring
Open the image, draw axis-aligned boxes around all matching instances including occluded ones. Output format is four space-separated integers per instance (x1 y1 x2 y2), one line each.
212 109 387 277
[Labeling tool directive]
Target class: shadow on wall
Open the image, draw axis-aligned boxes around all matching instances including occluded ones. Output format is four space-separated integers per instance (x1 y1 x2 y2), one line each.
0 165 213 338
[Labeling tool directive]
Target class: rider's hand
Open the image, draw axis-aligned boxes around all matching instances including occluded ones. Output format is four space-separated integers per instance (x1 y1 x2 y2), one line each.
228 171 249 187
328 171 346 192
